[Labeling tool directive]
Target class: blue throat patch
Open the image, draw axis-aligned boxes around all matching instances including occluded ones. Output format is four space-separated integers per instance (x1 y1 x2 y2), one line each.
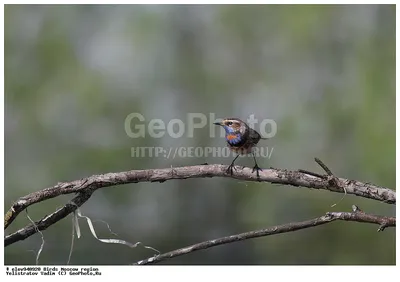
223 126 242 146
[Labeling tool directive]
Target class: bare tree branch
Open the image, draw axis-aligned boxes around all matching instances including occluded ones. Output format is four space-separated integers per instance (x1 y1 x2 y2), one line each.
4 159 396 247
135 207 396 265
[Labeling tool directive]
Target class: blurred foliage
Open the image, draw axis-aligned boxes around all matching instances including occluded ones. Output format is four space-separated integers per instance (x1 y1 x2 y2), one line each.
4 4 395 265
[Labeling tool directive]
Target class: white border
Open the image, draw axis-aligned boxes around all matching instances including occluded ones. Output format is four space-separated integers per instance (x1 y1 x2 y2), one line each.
1 3 398 281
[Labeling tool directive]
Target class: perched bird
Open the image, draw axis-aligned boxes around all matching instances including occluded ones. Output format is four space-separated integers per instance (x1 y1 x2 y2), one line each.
214 118 267 177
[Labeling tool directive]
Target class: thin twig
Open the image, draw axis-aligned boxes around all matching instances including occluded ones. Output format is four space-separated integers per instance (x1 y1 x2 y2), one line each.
315 158 333 175
135 207 395 265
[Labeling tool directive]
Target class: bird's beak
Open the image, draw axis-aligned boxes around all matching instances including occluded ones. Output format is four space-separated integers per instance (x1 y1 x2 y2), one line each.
213 121 222 126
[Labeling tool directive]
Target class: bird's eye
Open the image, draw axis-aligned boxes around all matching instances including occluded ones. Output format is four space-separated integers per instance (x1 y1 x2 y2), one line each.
226 121 233 126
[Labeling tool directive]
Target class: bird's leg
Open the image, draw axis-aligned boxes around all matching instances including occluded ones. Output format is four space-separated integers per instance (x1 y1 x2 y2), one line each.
226 155 240 175
251 152 263 178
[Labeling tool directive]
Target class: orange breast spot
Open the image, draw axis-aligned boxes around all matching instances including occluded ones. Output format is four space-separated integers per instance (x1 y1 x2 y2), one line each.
227 134 237 140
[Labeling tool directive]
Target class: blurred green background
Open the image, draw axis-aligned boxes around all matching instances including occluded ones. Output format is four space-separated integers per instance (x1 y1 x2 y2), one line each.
4 4 395 265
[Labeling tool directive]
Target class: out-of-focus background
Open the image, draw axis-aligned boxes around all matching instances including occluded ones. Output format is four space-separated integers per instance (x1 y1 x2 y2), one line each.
4 5 395 265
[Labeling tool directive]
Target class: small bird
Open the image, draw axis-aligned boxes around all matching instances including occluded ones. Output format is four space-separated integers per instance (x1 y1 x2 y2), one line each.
214 117 267 177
